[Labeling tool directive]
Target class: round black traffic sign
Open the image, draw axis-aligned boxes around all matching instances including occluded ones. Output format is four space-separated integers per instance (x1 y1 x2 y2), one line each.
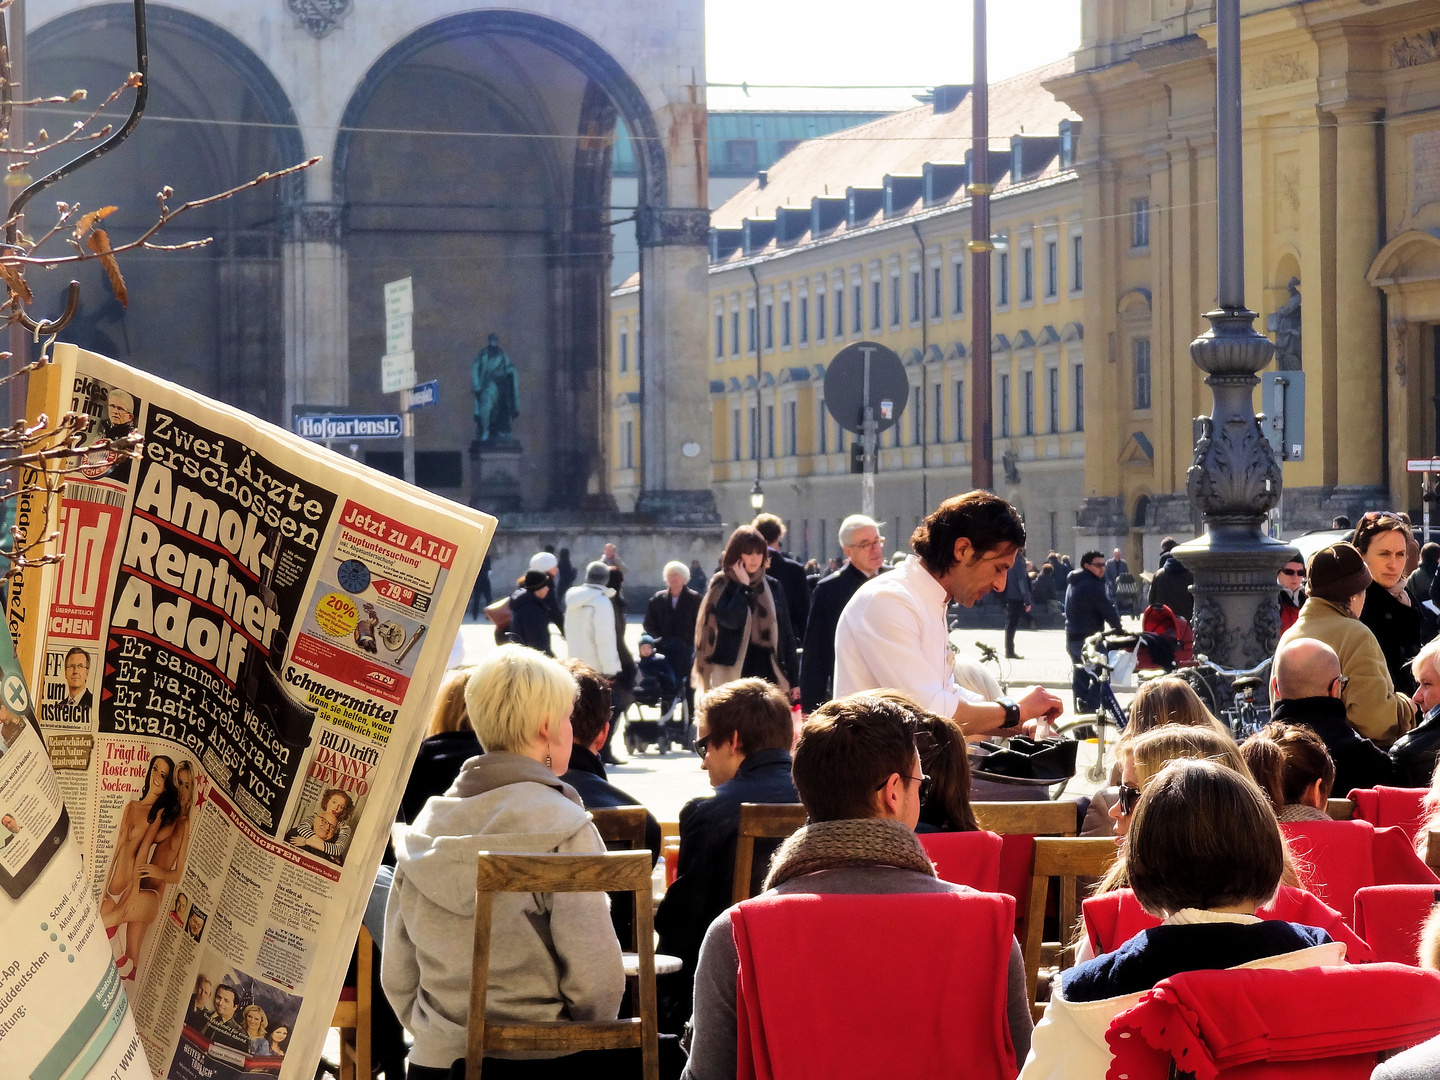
824 340 909 435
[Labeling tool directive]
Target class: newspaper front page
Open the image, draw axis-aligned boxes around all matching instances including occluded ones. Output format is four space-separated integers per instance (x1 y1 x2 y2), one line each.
21 343 494 1079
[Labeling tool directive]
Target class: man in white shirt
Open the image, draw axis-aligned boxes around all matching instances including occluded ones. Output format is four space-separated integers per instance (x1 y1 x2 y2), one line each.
834 491 1062 736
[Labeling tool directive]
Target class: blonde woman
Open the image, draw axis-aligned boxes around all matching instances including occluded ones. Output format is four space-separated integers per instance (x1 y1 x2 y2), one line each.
399 665 479 824
242 1004 270 1056
383 645 623 1079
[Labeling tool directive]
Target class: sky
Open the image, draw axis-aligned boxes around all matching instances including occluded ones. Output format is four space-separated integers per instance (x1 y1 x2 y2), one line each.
705 0 1084 112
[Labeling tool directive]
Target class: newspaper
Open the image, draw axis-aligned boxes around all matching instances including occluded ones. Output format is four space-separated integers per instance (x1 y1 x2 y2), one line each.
14 343 494 1079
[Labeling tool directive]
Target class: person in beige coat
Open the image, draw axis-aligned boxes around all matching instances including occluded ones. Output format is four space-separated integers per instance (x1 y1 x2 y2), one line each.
1276 541 1417 746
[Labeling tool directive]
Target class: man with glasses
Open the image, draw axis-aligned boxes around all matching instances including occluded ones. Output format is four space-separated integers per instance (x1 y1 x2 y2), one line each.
1065 549 1124 712
681 694 1033 1080
1278 556 1307 635
800 515 888 712
1270 637 1393 796
655 678 798 1034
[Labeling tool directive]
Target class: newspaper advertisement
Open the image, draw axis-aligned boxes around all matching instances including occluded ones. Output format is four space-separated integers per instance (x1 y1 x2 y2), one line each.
19 343 494 1079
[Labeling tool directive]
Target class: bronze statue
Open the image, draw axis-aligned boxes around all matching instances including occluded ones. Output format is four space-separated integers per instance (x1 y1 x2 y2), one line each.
1268 277 1302 371
472 332 519 444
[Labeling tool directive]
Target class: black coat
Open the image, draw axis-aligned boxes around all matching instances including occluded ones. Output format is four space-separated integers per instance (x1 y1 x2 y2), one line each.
800 563 872 711
1147 553 1195 622
507 588 554 655
766 550 812 641
1359 581 1425 696
654 747 799 1032
700 572 800 689
1064 568 1122 640
1271 696 1394 797
643 587 702 659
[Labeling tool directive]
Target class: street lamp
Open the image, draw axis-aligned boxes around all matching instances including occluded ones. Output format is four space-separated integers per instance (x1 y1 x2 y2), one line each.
749 479 765 511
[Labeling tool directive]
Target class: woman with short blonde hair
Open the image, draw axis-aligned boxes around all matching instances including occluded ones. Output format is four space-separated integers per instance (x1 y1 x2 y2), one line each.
465 645 577 756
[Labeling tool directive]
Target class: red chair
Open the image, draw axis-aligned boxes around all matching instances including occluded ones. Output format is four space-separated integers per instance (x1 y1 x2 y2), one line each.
1105 964 1440 1079
1352 884 1440 965
732 891 1017 1080
1281 819 1440 923
1350 786 1431 844
918 830 1003 891
1082 885 1373 963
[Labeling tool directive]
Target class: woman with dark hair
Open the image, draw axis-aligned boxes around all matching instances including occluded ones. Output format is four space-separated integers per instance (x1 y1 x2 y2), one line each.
1352 511 1428 695
692 525 799 697
1240 722 1336 822
101 751 178 977
870 690 977 832
1020 759 1342 1080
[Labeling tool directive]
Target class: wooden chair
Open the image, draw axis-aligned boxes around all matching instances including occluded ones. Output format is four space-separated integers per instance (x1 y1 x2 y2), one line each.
1428 830 1440 876
1327 798 1355 820
972 801 1080 836
732 803 808 904
467 851 659 1080
1023 837 1120 1020
330 926 372 1080
591 806 650 849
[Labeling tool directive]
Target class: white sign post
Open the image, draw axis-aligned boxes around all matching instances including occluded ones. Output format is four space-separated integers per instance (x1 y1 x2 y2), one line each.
1407 458 1440 545
383 278 417 484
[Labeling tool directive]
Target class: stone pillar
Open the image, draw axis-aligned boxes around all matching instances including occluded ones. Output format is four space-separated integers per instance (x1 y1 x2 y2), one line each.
635 206 718 520
282 202 349 417
1332 107 1384 490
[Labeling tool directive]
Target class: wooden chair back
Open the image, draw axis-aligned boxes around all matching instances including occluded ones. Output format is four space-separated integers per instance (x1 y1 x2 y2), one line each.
1327 798 1355 821
329 925 372 1080
1428 830 1440 876
467 852 658 1080
590 806 649 849
972 801 1079 836
1023 837 1120 1020
732 803 808 905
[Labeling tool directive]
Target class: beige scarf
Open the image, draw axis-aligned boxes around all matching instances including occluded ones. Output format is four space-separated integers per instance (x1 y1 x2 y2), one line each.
763 818 935 890
692 565 786 691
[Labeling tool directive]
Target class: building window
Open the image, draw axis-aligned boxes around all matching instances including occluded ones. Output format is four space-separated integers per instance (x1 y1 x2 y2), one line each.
955 380 965 441
931 266 942 319
911 269 922 323
727 139 757 170
933 383 943 443
618 329 628 374
715 313 724 359
1021 247 1034 302
999 374 1011 438
747 308 758 353
731 310 740 356
1132 197 1150 249
952 261 964 315
855 283 864 333
622 420 634 469
1045 240 1058 298
785 401 797 455
781 300 792 347
766 404 776 457
749 405 759 459
998 252 1010 307
1047 367 1059 433
871 280 881 330
816 292 826 341
1073 364 1084 431
1023 370 1034 435
1133 338 1151 410
1071 235 1083 291
912 386 922 444
763 303 773 350
799 297 809 344
836 288 846 337
818 399 828 453
890 274 901 326
732 408 741 461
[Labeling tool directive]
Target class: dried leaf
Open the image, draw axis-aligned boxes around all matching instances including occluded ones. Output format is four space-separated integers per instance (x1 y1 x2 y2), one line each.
0 261 32 306
86 229 127 307
73 205 116 241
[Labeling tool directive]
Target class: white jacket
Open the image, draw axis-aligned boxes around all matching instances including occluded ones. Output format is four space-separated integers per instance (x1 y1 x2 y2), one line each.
382 753 624 1067
1017 940 1345 1080
564 583 621 676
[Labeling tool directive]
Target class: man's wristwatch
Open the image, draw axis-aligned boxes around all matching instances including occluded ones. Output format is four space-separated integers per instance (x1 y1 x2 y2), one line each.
996 697 1021 728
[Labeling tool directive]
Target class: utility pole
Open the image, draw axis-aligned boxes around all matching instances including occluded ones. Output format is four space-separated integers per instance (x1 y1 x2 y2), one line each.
967 0 993 491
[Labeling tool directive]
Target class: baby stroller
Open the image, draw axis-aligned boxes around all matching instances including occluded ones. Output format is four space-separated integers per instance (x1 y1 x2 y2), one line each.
623 636 694 756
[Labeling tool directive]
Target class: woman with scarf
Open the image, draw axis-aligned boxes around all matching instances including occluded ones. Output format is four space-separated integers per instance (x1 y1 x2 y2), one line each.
1353 511 1430 696
692 525 799 699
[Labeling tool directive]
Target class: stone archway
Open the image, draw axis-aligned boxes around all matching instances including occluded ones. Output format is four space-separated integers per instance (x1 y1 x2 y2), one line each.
1369 230 1440 496
30 4 304 422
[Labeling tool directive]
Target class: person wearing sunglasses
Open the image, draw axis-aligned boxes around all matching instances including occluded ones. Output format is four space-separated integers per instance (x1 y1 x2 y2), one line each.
1276 556 1307 635
684 694 1033 1080
1351 511 1429 697
1278 541 1418 747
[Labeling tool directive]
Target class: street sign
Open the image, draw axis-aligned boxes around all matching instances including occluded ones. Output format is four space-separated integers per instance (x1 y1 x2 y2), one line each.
295 414 402 440
386 313 412 356
384 277 413 319
1408 459 1440 473
382 350 416 394
824 341 908 434
1262 370 1304 461
406 380 439 410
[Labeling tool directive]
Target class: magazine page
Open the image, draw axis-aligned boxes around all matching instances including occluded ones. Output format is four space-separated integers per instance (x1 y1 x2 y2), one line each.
25 343 494 1079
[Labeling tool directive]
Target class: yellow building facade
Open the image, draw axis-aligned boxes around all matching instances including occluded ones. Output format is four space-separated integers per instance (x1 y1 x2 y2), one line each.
609 62 1092 561
1048 0 1440 567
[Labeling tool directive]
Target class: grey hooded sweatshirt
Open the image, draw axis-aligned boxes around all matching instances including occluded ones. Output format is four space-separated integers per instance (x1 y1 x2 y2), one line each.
382 752 625 1067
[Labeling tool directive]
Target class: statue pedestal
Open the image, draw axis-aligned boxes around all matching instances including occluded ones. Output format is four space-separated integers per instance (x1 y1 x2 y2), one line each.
470 440 523 514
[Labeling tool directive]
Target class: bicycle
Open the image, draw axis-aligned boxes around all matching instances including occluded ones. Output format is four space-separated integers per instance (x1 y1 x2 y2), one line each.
1180 654 1272 741
1053 629 1140 783
971 640 1013 695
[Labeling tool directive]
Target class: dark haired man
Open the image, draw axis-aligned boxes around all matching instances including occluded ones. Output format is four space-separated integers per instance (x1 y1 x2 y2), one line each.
681 694 1032 1080
655 678 798 1033
1065 549 1123 711
833 491 1061 736
203 984 249 1053
753 513 811 640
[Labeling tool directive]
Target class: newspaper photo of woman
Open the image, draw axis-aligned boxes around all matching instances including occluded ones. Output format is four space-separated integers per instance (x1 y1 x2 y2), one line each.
242 1004 270 1056
99 751 176 950
283 788 355 866
268 1024 288 1057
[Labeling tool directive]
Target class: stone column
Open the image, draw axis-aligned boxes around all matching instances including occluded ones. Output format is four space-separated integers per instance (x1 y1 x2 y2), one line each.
282 202 349 417
635 206 718 520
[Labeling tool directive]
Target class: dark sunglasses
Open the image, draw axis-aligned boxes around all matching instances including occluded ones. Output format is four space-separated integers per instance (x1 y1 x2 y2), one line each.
1279 567 1305 578
875 771 933 803
1117 782 1143 816
696 733 715 761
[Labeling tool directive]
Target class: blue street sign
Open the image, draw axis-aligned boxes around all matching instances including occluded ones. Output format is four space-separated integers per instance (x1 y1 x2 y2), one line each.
406 380 439 410
294 414 402 440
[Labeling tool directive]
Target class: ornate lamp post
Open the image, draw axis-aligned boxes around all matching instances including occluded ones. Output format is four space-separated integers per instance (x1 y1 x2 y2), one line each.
1173 0 1298 669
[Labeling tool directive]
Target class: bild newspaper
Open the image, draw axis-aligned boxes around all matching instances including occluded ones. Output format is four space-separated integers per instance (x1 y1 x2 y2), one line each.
0 343 494 1080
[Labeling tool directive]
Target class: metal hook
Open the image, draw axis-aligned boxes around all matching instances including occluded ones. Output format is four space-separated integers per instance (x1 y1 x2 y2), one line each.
2 0 148 335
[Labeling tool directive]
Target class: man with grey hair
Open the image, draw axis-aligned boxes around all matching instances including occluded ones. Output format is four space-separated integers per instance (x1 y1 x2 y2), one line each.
644 560 702 717
1270 636 1393 796
799 515 888 712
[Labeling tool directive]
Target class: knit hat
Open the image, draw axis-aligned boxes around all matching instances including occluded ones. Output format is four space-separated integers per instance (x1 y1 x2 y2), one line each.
638 634 656 647
1307 542 1372 604
522 569 550 591
529 552 558 573
585 560 611 585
